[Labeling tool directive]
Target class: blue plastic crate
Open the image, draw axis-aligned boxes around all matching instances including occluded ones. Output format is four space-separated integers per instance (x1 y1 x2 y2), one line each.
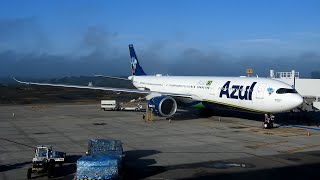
76 155 119 179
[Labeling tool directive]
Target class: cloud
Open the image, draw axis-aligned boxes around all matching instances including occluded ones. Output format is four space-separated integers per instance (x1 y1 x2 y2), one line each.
165 47 320 77
81 26 118 51
0 18 319 78
239 38 283 44
231 38 292 54
292 32 320 38
1 42 320 78
0 17 51 52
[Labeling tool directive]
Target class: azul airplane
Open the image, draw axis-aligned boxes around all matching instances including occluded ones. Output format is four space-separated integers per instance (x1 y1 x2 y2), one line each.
15 44 303 128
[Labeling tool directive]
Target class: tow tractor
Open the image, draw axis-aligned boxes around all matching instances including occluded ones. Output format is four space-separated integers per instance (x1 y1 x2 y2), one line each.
27 145 66 179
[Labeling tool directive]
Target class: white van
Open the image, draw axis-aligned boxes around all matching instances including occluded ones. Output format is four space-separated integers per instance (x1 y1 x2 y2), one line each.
101 100 118 111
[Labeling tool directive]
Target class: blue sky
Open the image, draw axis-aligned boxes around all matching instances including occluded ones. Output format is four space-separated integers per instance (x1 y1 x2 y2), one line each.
0 0 320 77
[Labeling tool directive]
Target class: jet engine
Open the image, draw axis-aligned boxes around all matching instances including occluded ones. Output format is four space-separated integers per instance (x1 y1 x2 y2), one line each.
148 96 177 117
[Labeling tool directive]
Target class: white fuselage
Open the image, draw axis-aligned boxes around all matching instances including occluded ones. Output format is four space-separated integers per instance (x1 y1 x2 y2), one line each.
132 76 303 113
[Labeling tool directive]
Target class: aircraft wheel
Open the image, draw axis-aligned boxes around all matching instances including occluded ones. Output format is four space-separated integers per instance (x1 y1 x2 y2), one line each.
270 122 274 128
47 160 55 178
263 122 274 129
27 168 32 179
47 165 52 178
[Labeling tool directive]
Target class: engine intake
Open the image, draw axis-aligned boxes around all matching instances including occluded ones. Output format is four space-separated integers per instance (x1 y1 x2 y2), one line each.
148 96 177 117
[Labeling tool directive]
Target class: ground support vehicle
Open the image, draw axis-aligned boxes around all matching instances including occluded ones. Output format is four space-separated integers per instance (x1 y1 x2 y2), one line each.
119 103 143 111
27 145 66 179
101 100 119 111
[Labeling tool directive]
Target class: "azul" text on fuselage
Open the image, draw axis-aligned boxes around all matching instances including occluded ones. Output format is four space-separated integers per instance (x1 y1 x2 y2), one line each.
219 81 257 100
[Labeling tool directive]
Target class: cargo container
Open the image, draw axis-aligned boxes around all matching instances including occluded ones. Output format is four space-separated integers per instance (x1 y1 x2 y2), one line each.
75 139 124 180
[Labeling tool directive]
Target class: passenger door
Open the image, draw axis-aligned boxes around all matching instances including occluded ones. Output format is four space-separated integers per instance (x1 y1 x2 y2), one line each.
256 83 267 99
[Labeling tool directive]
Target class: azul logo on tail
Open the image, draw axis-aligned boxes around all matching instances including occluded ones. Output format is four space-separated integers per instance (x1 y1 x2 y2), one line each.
131 57 138 71
129 44 146 76
219 81 257 100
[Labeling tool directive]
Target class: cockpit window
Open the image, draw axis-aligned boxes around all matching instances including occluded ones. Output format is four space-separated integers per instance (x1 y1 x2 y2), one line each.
276 88 298 94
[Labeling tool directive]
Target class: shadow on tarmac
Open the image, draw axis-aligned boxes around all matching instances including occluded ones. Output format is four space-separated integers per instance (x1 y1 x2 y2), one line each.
0 161 31 172
182 161 320 180
123 149 165 180
40 155 83 180
122 150 320 180
172 107 320 126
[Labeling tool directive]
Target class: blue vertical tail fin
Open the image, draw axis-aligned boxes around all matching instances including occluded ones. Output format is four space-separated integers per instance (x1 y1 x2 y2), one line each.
129 44 146 76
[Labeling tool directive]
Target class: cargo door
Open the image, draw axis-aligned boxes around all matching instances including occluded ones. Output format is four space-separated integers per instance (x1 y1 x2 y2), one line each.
256 83 266 99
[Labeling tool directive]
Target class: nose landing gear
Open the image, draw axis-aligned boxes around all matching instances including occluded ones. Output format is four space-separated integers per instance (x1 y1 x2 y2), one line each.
263 114 275 129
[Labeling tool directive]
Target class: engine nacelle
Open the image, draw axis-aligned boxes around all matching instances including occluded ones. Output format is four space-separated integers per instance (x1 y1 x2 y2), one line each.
148 96 177 117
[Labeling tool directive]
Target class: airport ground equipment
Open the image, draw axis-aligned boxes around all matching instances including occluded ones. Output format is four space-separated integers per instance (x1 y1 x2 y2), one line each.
144 106 154 122
27 145 66 179
119 102 143 111
101 100 120 111
313 97 320 110
75 139 125 180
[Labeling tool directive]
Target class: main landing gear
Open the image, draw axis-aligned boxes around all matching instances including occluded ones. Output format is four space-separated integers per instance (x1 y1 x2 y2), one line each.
263 114 275 129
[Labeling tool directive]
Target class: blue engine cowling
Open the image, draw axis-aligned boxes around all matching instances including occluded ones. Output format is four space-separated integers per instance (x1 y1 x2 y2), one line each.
148 96 177 117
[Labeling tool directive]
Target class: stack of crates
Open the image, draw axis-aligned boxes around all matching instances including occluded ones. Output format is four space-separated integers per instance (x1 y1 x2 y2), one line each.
75 139 123 180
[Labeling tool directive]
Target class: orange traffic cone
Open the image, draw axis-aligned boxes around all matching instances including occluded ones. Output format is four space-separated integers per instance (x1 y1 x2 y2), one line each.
307 131 311 136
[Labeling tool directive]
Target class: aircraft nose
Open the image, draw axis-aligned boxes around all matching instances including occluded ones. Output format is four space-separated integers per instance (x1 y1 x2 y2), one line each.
291 94 303 108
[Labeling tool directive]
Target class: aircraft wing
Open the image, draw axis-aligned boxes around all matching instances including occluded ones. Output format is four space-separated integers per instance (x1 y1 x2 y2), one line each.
94 75 131 81
13 78 196 99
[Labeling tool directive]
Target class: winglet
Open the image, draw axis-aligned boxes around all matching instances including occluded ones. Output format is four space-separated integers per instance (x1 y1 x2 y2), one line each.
12 77 20 83
12 77 30 85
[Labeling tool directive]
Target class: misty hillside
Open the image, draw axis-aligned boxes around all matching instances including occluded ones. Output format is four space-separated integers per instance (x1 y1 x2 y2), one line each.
0 76 140 105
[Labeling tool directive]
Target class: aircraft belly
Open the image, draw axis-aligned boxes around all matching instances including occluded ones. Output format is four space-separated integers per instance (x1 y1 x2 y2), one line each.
202 100 266 113
202 95 267 113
